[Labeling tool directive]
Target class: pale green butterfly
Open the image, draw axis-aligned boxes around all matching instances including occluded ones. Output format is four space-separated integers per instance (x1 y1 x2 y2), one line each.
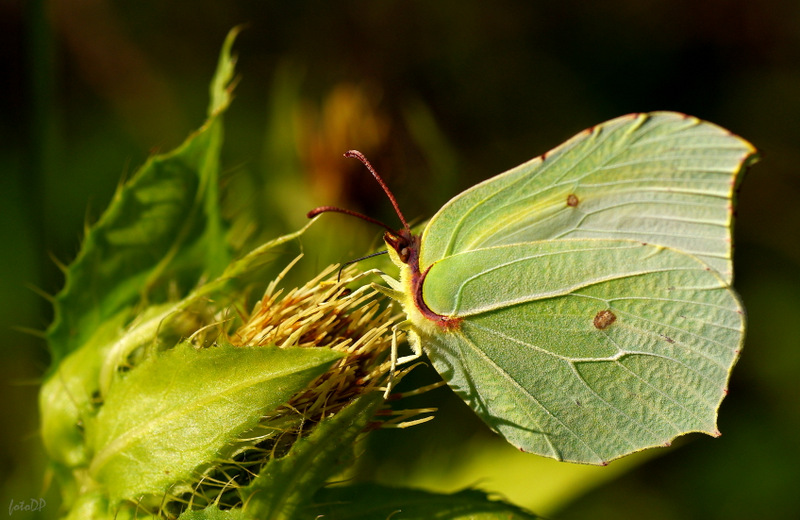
309 112 757 465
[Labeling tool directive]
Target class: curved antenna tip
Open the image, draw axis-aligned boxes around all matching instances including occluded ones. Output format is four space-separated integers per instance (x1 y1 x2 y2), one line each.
343 151 410 232
307 207 326 219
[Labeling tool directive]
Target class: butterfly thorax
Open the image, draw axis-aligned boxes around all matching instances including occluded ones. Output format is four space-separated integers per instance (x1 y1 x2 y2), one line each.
384 229 461 331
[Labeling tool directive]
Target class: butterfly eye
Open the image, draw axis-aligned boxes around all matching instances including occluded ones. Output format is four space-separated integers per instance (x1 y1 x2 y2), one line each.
399 247 410 263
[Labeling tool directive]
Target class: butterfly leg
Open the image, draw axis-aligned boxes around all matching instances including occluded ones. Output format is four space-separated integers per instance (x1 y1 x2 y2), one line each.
384 320 422 398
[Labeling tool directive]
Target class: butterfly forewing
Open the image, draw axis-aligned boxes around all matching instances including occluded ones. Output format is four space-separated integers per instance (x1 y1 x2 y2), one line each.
419 112 756 284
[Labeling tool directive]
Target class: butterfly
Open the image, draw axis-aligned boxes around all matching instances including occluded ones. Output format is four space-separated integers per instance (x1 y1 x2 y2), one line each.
309 112 757 464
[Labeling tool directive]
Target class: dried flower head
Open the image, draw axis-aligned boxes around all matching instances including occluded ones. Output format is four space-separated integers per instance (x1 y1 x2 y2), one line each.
232 262 399 417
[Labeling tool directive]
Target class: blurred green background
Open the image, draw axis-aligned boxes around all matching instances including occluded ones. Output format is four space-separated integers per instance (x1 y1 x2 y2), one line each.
2 1 799 518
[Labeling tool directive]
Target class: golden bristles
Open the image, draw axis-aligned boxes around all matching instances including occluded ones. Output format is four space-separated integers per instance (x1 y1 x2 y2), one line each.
231 263 399 416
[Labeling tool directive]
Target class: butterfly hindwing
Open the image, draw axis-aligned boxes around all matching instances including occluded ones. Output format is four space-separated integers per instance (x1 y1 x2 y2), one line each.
415 239 743 463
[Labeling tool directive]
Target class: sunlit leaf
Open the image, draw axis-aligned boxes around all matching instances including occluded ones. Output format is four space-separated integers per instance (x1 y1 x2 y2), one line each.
86 342 342 501
178 506 249 520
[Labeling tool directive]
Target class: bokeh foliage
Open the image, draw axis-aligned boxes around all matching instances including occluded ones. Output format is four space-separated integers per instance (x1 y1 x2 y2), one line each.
3 1 799 518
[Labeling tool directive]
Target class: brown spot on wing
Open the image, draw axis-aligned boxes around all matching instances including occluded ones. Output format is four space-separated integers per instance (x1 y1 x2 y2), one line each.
567 193 579 207
593 310 616 330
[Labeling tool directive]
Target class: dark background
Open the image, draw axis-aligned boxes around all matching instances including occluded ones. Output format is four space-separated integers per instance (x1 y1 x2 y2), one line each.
2 1 799 518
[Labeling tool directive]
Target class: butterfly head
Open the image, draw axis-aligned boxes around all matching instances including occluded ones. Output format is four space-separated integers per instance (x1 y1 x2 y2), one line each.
384 228 420 267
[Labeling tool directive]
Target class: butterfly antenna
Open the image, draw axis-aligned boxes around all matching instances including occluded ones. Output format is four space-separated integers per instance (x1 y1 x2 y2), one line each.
306 206 397 234
344 150 411 232
337 250 388 282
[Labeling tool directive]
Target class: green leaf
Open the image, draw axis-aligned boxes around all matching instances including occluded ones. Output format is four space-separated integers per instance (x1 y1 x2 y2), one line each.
40 222 314 474
208 27 240 118
61 490 163 520
309 483 541 519
241 393 383 520
40 309 132 469
86 343 343 502
179 506 249 520
46 28 240 366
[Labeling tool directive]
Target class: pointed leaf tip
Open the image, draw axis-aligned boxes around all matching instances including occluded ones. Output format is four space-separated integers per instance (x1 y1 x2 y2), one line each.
208 27 242 117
